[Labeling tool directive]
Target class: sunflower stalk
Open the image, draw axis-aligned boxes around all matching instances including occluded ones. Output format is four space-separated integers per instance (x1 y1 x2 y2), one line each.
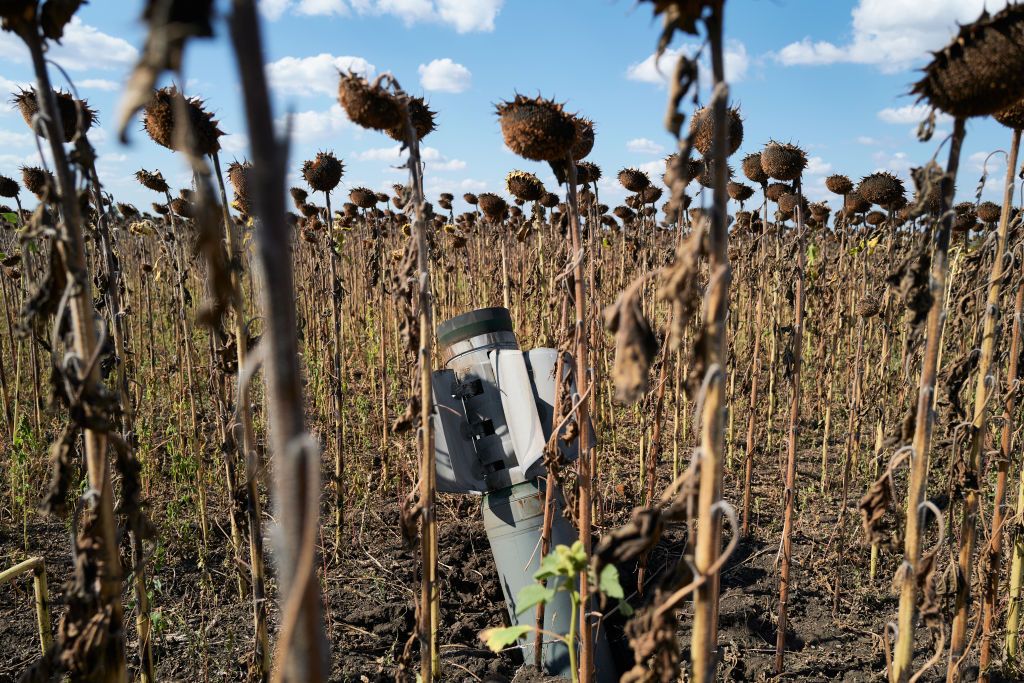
950 125 1020 681
22 21 129 683
691 2 731 679
227 2 330 681
891 116 965 683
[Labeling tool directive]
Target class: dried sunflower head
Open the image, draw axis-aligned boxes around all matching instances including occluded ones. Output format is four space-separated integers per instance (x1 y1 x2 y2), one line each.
912 5 1024 119
143 86 223 156
857 172 905 208
303 151 344 193
760 141 807 182
21 165 54 200
618 167 651 193
386 96 437 142
689 105 743 157
477 192 508 221
135 169 170 194
13 88 96 143
0 175 20 198
496 94 577 162
741 152 768 185
825 174 853 196
338 71 402 132
349 186 378 209
506 170 545 202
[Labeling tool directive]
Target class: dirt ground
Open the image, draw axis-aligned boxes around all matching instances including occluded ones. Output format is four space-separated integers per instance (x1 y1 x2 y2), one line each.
0 440 1017 682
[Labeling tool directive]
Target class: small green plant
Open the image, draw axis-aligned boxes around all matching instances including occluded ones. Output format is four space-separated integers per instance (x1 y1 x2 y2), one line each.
479 542 630 683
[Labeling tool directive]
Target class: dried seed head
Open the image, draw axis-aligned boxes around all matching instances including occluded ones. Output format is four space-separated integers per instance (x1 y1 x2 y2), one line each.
865 210 886 226
496 94 577 162
844 191 871 214
227 160 253 215
912 5 1024 118
303 151 344 193
477 192 508 221
857 172 905 208
857 295 881 319
995 98 1024 130
170 196 194 218
135 169 170 194
338 72 402 131
642 185 663 204
618 167 650 192
912 162 950 215
463 193 478 205
13 88 97 143
697 158 733 189
143 86 224 155
809 202 831 221
349 186 378 209
953 201 977 232
613 205 635 222
727 181 754 202
21 165 54 200
778 193 808 220
741 152 768 185
765 182 790 203
825 174 854 196
290 187 308 208
506 170 545 202
0 175 20 198
760 141 807 181
977 200 1001 223
386 96 437 142
540 192 559 209
689 105 744 157
663 153 702 188
152 202 169 215
577 161 602 185
571 116 595 161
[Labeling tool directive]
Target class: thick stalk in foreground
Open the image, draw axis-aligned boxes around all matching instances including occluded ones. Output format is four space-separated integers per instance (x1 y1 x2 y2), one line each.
690 3 730 680
775 190 806 675
228 3 330 681
983 221 1023 677
565 158 595 683
952 126 1021 682
891 116 965 683
405 110 440 682
24 27 128 683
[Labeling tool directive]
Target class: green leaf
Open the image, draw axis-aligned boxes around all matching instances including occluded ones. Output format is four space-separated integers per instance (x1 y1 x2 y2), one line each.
515 583 555 615
480 625 533 653
619 601 634 617
599 564 625 600
0 212 16 225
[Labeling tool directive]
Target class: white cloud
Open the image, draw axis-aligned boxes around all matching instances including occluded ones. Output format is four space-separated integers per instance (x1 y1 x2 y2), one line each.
0 129 32 147
296 0 348 15
878 104 952 125
806 156 832 176
221 134 250 154
260 0 293 20
627 138 665 155
857 136 880 146
418 58 471 93
294 0 501 31
969 150 1008 175
0 17 137 71
873 150 912 175
775 0 1009 74
436 0 502 32
627 39 749 87
78 79 120 91
266 54 375 97
357 144 465 171
638 160 666 183
278 104 351 142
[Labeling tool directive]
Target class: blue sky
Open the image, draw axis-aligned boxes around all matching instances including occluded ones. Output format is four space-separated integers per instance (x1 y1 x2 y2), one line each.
0 0 1018 215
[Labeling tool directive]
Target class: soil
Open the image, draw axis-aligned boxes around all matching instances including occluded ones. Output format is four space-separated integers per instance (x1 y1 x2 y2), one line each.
0 441 1017 682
